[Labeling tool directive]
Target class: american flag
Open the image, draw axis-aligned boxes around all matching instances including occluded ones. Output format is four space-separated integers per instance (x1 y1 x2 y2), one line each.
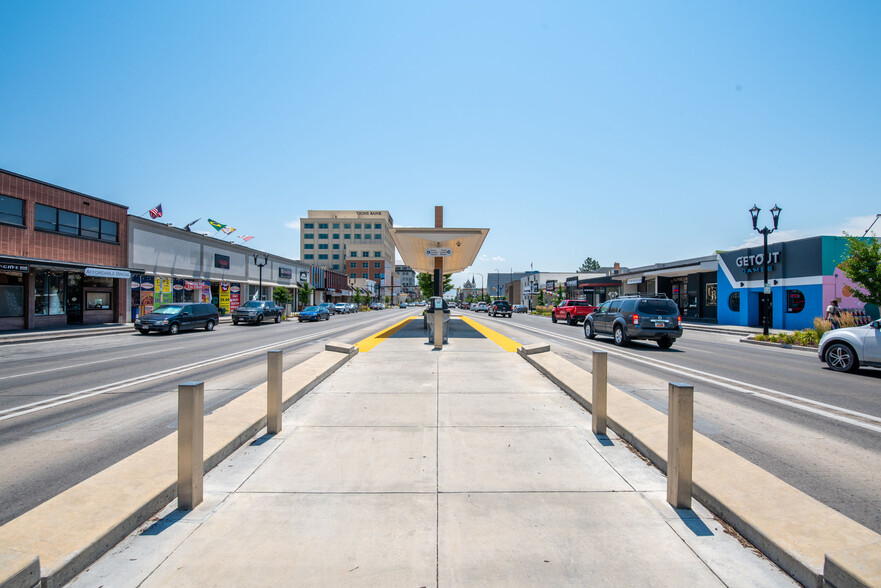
149 204 163 219
239 235 254 242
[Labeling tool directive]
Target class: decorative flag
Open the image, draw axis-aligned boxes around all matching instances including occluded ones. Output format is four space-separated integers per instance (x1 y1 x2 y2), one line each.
149 204 163 219
221 226 236 235
183 218 200 232
238 235 254 242
207 219 226 231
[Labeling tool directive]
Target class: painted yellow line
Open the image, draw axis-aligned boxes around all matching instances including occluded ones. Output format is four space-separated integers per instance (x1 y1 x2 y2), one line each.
458 315 522 352
355 316 419 352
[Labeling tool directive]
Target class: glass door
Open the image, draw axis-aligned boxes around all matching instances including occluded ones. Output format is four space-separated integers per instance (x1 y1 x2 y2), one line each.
66 273 83 324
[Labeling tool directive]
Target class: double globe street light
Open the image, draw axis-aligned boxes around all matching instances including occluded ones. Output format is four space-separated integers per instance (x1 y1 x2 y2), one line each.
749 204 782 336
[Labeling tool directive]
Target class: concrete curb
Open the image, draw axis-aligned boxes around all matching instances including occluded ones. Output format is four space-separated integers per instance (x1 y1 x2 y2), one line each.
0 347 356 588
0 548 40 588
740 337 819 354
517 344 881 588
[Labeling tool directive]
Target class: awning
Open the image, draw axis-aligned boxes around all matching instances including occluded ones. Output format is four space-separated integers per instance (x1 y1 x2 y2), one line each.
388 227 489 274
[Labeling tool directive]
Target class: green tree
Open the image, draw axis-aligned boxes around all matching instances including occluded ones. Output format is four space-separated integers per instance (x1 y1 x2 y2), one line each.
297 283 312 307
554 285 565 305
384 295 391 305
537 289 545 306
272 286 291 307
354 290 362 307
578 257 601 272
416 272 453 299
839 234 881 307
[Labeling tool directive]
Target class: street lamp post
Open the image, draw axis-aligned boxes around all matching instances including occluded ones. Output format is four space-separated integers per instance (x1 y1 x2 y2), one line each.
253 253 269 300
749 204 782 336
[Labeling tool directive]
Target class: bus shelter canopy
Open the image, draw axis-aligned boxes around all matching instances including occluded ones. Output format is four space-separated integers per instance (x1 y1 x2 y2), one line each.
389 227 489 274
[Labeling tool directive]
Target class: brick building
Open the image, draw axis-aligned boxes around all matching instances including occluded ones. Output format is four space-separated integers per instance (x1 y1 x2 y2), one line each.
0 169 132 330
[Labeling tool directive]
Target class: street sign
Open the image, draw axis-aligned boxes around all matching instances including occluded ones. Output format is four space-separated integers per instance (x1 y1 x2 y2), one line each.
425 248 452 257
764 284 771 294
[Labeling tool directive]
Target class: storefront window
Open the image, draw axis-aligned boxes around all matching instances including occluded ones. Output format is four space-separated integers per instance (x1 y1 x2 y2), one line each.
86 291 112 310
83 276 114 288
34 271 66 315
786 290 806 313
0 274 24 317
0 195 25 226
728 292 740 312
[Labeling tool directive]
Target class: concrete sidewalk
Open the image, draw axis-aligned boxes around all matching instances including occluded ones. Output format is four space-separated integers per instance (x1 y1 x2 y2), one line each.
69 318 795 587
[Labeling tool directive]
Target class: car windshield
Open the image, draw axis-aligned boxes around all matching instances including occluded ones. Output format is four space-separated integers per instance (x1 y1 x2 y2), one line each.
638 299 678 315
153 305 184 315
571 301 591 307
303 306 319 312
242 301 263 308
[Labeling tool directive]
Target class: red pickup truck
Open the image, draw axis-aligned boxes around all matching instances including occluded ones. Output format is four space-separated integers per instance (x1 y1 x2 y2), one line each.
551 300 598 326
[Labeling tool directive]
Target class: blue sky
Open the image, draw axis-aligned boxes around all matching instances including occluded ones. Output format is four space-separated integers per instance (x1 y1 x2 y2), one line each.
2 1 879 286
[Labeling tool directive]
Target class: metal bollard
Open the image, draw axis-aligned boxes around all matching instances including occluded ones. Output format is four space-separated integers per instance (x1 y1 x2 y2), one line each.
178 381 204 510
592 351 608 436
267 350 283 434
667 382 694 509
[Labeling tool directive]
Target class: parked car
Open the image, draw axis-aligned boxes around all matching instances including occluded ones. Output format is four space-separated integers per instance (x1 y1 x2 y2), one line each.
298 305 330 322
135 302 219 335
552 300 598 326
317 302 338 315
232 300 283 325
475 302 488 312
334 303 350 314
584 294 682 348
489 300 512 317
818 319 881 372
347 303 359 313
512 304 528 313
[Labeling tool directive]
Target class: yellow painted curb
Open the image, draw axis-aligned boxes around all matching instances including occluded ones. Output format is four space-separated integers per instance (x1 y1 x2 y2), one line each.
355 316 419 352
458 316 522 352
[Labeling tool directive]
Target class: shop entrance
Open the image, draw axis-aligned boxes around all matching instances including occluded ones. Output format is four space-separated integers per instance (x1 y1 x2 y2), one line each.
66 273 82 324
752 292 773 328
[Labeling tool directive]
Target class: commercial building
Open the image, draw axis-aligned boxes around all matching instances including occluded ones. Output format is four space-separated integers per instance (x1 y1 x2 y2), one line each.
395 265 417 300
300 210 397 302
0 169 133 331
129 216 314 317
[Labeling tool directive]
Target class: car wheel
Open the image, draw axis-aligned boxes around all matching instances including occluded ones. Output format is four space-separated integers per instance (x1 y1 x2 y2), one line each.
825 342 858 372
551 314 557 323
657 337 673 349
205 319 215 332
139 328 150 335
274 314 280 323
613 325 628 346
566 313 576 326
584 321 595 340
232 318 238 325
256 314 263 325
298 318 303 323
168 322 180 335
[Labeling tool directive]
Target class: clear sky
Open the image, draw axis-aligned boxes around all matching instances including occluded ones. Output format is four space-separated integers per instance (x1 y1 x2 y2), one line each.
2 1 879 287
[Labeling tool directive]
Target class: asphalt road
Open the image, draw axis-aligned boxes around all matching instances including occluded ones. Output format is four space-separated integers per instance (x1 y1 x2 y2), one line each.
462 310 881 534
0 309 417 525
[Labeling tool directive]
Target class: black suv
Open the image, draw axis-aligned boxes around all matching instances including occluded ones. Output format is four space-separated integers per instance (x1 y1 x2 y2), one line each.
489 300 512 317
583 294 682 348
232 300 284 325
135 302 219 335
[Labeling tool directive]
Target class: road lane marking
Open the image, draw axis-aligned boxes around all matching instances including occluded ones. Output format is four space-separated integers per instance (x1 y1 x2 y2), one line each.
458 316 522 352
503 320 881 435
355 317 419 352
0 346 188 380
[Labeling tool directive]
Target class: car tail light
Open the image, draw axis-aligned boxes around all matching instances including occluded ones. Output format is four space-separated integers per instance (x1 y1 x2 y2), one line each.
678 315 682 327
633 314 639 325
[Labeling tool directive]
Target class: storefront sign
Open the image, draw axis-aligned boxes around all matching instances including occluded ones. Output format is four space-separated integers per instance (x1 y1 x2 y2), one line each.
230 284 241 310
627 277 643 285
736 252 781 274
214 254 230 270
278 267 292 279
299 270 309 282
706 283 717 306
219 282 231 313
85 267 131 279
546 280 556 291
0 263 28 272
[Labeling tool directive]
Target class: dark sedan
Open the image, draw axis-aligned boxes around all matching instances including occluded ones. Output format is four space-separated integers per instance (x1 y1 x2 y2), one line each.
298 306 330 322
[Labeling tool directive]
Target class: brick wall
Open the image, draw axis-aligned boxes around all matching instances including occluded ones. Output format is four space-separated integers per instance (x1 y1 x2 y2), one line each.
0 170 128 267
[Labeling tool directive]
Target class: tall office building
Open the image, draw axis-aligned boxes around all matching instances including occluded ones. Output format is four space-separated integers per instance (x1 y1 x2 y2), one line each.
300 210 397 299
